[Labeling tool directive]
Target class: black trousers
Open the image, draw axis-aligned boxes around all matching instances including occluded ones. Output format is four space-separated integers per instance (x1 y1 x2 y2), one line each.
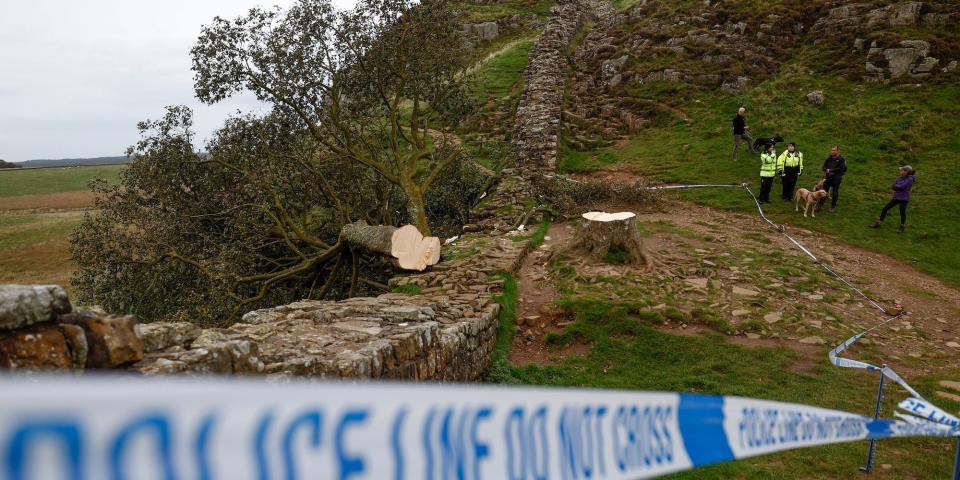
759 177 774 202
817 175 842 210
880 199 909 225
781 167 800 200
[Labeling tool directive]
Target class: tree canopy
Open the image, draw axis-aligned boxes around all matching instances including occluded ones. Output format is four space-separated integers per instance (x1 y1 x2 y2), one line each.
70 0 488 325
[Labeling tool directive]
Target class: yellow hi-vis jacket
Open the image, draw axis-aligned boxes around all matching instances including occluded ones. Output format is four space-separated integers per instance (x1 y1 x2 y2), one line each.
777 151 804 175
760 151 778 178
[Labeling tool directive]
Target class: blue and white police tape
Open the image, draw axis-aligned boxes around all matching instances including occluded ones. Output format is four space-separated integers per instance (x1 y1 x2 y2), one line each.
1 377 958 480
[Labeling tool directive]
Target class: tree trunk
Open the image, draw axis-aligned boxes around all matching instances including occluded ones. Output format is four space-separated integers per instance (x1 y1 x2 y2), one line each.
402 181 431 236
339 221 441 271
571 211 653 268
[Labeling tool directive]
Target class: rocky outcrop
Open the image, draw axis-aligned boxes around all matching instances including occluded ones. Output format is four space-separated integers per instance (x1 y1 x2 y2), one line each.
865 39 942 81
0 285 143 371
461 22 499 42
812 2 959 36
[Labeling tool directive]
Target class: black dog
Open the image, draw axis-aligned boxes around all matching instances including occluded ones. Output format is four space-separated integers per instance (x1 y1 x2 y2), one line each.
753 135 784 152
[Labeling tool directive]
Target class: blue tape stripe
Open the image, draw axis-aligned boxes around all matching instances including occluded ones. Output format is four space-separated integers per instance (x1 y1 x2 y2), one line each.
677 394 734 467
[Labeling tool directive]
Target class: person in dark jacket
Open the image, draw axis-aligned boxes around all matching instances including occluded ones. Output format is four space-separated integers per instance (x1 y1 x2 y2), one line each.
732 107 754 161
870 165 915 233
816 145 847 212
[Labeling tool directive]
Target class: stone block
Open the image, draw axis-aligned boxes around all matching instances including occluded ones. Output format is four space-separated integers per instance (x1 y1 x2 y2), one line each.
0 285 71 330
0 324 73 371
60 312 144 368
138 321 201 352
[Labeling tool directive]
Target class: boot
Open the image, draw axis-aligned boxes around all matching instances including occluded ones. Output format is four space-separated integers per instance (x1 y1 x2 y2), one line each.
869 220 882 228
897 224 905 234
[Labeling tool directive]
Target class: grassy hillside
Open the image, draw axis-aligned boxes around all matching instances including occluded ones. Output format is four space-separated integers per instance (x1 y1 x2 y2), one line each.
0 164 123 197
555 0 960 287
561 67 960 287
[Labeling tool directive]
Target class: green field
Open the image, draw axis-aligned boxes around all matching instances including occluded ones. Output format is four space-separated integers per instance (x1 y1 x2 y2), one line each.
0 165 122 286
0 164 124 197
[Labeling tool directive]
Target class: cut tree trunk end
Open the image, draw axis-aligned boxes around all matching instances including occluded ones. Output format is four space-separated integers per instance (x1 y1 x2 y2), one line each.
572 211 653 269
340 222 441 271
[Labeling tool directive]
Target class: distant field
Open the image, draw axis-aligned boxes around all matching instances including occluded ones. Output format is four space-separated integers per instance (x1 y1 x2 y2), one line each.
0 164 124 198
0 164 122 287
0 212 85 287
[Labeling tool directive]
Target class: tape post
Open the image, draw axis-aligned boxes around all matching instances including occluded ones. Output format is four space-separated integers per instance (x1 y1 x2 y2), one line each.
1 377 957 479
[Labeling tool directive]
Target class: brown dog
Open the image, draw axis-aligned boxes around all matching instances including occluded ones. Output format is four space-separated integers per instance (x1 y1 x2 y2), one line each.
795 188 831 217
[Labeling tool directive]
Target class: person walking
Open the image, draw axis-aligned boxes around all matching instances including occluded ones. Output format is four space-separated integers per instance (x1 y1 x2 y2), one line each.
759 144 777 203
732 107 754 161
816 145 847 212
870 165 915 233
777 142 803 201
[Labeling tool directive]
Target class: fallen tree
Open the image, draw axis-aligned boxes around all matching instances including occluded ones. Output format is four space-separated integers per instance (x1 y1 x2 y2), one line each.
340 222 441 271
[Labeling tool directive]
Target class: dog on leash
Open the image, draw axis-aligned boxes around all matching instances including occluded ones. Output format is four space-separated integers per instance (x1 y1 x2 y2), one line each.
794 187 831 217
814 177 825 192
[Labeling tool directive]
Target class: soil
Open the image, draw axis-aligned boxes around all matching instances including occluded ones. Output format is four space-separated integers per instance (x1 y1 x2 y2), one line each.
0 191 96 210
510 198 960 379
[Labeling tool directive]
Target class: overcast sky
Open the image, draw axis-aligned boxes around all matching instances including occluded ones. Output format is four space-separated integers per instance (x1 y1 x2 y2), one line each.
0 0 355 162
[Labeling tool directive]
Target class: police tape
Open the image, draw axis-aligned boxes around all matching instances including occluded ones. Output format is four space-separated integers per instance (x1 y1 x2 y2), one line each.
0 377 958 480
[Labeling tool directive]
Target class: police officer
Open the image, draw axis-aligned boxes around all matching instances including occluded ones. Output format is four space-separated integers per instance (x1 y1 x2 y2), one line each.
759 143 777 203
777 142 803 201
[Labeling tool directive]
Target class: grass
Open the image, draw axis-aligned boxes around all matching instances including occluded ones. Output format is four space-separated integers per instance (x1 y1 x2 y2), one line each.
0 164 123 197
453 0 553 22
486 272 521 384
492 293 960 477
471 37 536 102
562 70 960 287
0 212 85 286
390 283 422 295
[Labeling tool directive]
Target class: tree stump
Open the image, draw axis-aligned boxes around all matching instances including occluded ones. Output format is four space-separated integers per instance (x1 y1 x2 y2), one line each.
340 222 441 271
571 211 652 268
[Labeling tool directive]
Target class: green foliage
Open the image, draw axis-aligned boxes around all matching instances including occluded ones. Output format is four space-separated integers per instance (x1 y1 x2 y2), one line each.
453 0 553 22
526 218 550 248
390 283 422 295
486 273 520 384
0 165 123 197
0 159 20 169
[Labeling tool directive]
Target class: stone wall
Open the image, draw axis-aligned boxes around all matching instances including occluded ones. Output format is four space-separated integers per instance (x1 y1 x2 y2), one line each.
0 285 144 371
135 234 530 380
512 0 611 171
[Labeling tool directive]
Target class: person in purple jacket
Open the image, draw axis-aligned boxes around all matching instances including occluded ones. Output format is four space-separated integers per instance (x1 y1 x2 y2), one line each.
870 165 915 233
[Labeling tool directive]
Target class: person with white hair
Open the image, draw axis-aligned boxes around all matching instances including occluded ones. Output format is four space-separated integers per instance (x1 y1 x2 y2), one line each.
732 107 754 161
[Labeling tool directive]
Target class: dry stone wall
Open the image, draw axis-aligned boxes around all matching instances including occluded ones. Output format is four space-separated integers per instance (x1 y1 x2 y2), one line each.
512 0 614 172
0 285 144 371
135 234 530 380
